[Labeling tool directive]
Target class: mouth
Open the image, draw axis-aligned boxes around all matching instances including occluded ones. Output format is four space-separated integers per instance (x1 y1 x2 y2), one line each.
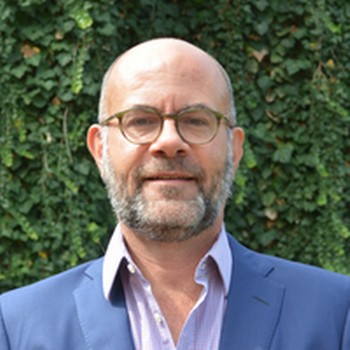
143 173 197 183
140 172 200 199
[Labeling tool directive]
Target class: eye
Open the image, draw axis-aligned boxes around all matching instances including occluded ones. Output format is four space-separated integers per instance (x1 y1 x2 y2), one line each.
124 111 160 129
183 117 208 126
129 117 157 126
179 111 212 128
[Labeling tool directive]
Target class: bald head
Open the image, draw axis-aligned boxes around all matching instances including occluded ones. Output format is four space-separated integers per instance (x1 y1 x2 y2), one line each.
98 38 236 123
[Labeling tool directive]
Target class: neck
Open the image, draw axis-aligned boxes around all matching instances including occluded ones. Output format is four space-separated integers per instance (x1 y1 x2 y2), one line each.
120 216 223 280
120 216 223 344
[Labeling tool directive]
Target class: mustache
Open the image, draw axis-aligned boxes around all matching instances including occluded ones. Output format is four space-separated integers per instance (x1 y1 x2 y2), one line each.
135 157 205 182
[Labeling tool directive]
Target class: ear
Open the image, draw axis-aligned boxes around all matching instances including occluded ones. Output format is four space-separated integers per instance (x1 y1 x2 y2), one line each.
231 127 244 174
87 124 105 175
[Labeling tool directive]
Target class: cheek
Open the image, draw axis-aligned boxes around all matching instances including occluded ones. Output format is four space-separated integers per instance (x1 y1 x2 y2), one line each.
204 143 230 182
107 138 146 190
196 148 227 183
107 132 137 170
205 136 229 167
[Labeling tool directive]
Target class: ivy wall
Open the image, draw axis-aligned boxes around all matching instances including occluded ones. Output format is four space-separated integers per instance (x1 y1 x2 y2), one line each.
1 0 349 293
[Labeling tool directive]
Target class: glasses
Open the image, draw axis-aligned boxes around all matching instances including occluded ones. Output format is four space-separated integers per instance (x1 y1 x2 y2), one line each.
100 104 234 145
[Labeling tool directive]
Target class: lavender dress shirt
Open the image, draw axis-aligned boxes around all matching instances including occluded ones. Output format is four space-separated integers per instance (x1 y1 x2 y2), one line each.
103 225 232 350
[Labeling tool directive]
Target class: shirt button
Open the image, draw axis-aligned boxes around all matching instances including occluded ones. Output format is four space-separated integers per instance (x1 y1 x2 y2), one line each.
154 312 163 325
127 263 136 274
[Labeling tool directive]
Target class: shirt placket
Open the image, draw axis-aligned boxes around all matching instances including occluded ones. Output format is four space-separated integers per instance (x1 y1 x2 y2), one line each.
176 258 210 350
127 262 175 350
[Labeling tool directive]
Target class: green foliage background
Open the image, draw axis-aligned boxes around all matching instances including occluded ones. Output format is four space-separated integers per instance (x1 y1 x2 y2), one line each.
1 0 349 293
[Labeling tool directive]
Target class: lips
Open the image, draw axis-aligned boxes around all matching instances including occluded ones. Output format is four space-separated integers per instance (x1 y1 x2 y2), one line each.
144 173 196 182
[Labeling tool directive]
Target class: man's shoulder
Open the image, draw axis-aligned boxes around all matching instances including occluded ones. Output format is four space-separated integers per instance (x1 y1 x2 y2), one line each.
0 258 106 350
1 257 103 309
226 233 350 292
224 233 350 349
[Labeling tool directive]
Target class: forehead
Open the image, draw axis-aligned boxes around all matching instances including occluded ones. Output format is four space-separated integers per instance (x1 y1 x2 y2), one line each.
116 40 220 80
105 41 228 113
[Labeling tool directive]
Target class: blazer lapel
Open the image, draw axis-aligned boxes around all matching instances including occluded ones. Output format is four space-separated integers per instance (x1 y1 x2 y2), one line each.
74 259 134 350
219 236 285 350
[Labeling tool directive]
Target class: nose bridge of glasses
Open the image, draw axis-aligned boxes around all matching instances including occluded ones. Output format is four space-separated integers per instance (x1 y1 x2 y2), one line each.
147 113 191 157
158 112 182 139
160 111 179 122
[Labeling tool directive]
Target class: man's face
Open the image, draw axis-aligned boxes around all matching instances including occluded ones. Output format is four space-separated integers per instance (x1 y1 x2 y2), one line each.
91 43 243 242
101 131 233 242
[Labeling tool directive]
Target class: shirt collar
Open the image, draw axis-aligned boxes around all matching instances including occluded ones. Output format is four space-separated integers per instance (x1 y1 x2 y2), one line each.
102 224 232 300
201 224 232 295
102 225 128 300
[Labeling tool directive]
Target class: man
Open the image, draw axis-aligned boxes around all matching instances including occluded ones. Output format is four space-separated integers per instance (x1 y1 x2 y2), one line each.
1 38 350 350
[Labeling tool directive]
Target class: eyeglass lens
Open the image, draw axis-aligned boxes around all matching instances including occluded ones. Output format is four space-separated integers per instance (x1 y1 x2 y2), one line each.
121 109 218 144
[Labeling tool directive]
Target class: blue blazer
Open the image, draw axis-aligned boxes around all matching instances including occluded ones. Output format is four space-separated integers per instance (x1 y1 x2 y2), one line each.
1 234 350 349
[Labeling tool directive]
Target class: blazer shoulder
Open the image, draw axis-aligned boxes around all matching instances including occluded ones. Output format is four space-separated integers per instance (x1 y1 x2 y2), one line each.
225 233 350 348
227 233 350 295
266 251 350 290
1 258 103 315
0 258 105 350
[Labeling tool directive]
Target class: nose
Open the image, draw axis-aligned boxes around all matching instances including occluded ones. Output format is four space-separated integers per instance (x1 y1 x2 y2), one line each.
148 119 190 158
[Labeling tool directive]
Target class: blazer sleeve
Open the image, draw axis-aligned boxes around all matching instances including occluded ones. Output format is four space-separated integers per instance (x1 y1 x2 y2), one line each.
0 298 10 350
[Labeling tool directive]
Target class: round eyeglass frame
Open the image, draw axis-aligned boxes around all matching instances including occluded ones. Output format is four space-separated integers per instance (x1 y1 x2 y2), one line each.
100 104 235 145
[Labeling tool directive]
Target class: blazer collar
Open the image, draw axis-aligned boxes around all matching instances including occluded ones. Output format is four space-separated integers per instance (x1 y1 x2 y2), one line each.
74 234 284 350
219 235 285 350
74 259 135 350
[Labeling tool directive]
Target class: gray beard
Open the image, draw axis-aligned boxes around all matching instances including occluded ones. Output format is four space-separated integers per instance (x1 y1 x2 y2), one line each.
101 144 234 242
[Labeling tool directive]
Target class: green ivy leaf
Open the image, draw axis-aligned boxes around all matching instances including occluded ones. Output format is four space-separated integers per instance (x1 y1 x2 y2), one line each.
285 58 311 75
255 20 269 35
273 144 294 163
11 65 28 79
254 0 268 11
257 75 272 91
71 9 93 30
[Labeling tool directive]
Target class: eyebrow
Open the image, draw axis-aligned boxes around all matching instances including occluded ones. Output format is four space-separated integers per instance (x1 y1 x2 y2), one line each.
129 103 211 114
